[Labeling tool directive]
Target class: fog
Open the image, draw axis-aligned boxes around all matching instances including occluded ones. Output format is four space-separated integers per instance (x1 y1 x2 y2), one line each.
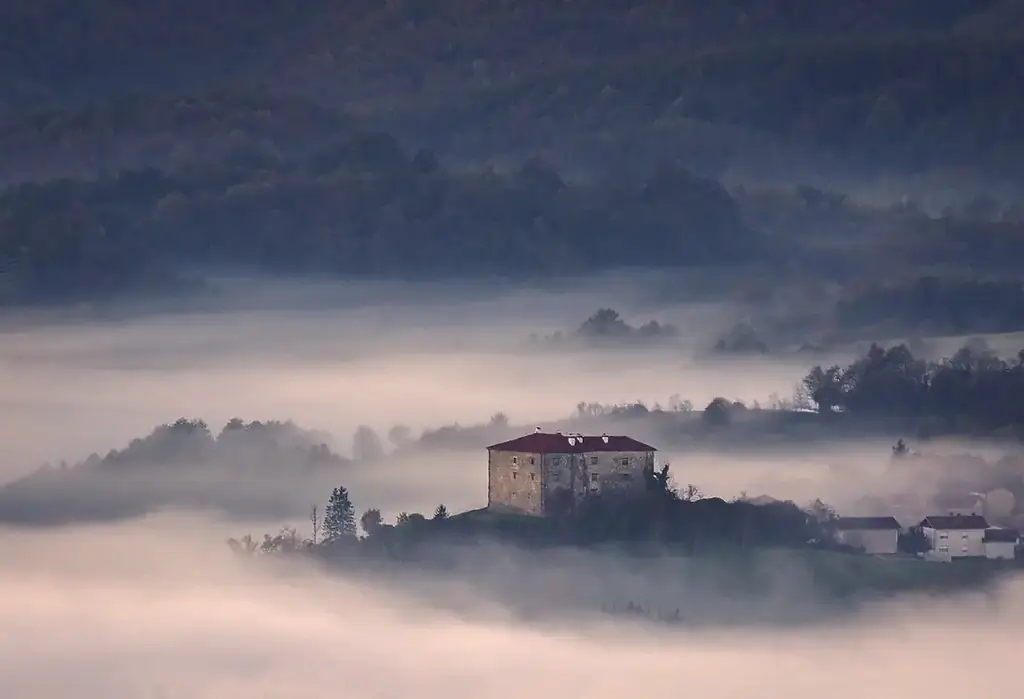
0 277 816 479
1 512 1022 699
4 277 1019 529
4 279 1024 697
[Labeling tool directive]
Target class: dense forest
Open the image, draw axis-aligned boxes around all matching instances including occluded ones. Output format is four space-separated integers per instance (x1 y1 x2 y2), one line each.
3 1 1024 178
0 135 757 303
2 2 1024 329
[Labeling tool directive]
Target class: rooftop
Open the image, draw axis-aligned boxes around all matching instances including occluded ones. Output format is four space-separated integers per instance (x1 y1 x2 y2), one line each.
835 516 901 531
487 431 656 454
922 514 990 530
983 527 1020 544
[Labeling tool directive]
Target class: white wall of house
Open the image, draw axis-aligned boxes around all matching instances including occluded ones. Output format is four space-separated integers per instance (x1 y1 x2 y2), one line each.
923 527 986 558
837 529 898 554
984 541 1017 560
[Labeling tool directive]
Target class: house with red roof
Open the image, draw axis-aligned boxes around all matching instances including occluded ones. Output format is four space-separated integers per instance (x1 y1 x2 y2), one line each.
486 429 657 516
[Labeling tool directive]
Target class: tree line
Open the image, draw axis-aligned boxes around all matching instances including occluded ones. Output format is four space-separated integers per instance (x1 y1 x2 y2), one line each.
0 131 756 305
801 339 1024 436
231 463 839 561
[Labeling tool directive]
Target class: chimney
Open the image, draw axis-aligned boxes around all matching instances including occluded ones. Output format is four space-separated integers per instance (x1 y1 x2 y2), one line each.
534 426 542 433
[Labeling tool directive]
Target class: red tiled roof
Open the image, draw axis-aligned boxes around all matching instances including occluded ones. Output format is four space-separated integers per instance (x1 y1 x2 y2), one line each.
487 432 656 453
921 514 989 530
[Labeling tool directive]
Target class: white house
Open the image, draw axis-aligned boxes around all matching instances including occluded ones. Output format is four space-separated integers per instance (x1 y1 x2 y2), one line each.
920 514 989 561
834 516 901 554
983 527 1019 560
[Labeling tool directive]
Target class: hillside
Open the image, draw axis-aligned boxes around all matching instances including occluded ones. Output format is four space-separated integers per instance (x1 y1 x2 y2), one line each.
3 1 1023 181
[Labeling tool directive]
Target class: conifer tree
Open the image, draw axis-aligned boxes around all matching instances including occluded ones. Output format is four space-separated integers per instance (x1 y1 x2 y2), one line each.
323 486 356 542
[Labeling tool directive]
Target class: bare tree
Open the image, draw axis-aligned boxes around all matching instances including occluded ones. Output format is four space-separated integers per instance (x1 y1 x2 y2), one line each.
309 504 320 545
680 484 704 502
226 534 259 556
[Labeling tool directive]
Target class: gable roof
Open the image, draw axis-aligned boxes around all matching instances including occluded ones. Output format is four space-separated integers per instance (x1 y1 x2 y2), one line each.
835 516 901 531
983 528 1020 544
487 432 656 454
922 514 989 530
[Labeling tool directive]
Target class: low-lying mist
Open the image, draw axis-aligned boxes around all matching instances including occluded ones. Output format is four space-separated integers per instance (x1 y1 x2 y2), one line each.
0 277 822 477
1 513 1022 699
4 278 1023 530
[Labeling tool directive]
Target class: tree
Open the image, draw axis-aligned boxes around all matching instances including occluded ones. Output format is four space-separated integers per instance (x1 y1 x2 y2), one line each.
898 526 931 554
806 498 839 538
668 394 693 412
360 507 384 536
309 504 320 545
387 424 413 449
226 534 259 556
433 504 449 520
644 463 677 499
396 512 426 528
323 486 356 542
352 425 384 462
702 397 733 427
680 483 704 502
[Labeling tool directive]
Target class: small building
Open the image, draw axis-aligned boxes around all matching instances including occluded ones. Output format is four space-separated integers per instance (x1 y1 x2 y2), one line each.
834 516 901 554
983 527 1019 560
486 431 657 516
920 513 989 561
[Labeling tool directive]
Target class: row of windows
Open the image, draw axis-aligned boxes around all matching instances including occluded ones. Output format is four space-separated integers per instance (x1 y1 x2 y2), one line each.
937 533 970 540
513 471 633 484
511 455 637 466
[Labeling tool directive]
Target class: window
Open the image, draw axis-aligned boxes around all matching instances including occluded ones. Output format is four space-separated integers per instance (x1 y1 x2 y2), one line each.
938 545 949 553
551 472 560 482
590 473 599 483
512 456 519 465
512 472 517 480
961 533 969 539
939 532 948 540
621 458 629 466
530 474 535 481
530 457 535 465
589 457 598 465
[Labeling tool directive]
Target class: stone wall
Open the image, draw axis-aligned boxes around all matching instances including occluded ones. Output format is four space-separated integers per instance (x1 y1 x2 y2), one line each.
488 449 543 515
582 450 655 496
489 448 657 516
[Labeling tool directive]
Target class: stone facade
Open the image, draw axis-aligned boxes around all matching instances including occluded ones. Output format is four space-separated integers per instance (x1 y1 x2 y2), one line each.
488 449 544 515
487 432 657 516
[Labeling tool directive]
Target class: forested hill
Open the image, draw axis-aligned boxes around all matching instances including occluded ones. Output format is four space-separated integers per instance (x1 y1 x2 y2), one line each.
4 1 1024 179
1 0 1000 95
4 1 1024 304
0 138 761 304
